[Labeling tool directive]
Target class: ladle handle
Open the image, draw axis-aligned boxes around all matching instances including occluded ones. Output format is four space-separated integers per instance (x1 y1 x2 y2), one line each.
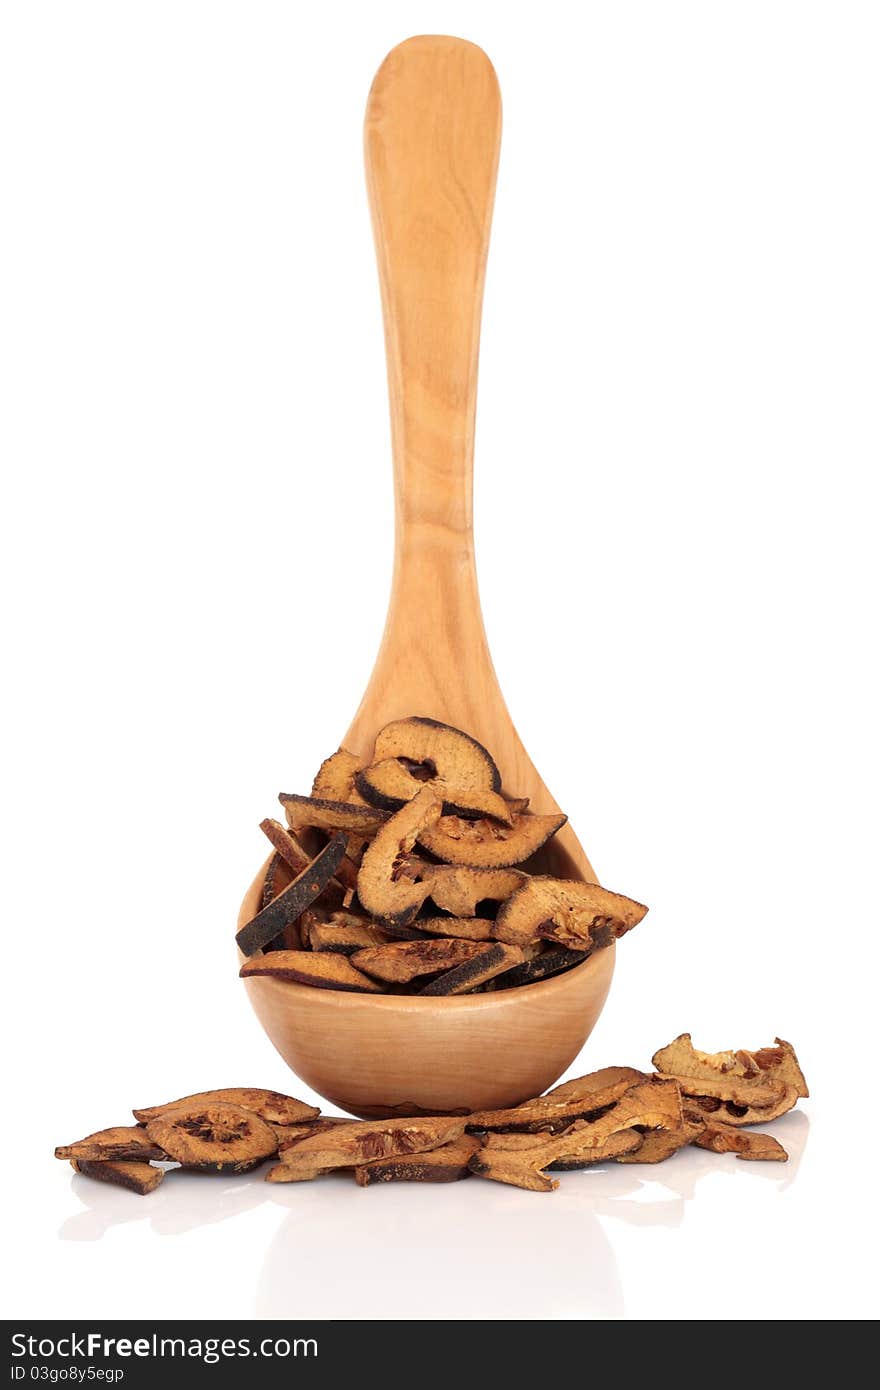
364 36 501 570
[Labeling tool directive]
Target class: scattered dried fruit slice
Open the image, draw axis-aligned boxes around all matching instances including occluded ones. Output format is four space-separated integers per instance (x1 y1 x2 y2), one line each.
279 794 388 836
418 812 566 868
354 1134 481 1185
351 937 492 983
240 950 385 993
70 1158 164 1195
417 916 495 941
468 1066 648 1134
652 1033 808 1100
55 1126 166 1162
312 749 368 804
309 919 395 954
495 945 587 987
468 1080 682 1191
371 717 501 793
267 1115 465 1183
418 942 524 995
355 788 443 927
236 837 346 956
144 1102 277 1173
133 1088 319 1127
357 757 515 823
482 1127 644 1169
693 1119 789 1161
493 877 648 949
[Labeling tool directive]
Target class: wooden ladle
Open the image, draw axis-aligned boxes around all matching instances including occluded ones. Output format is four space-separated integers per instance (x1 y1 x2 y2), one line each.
347 34 595 886
239 37 613 1117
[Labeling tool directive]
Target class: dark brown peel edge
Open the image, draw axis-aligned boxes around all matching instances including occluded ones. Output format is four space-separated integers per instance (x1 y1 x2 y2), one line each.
496 946 587 988
418 942 511 995
70 1159 164 1195
236 836 346 956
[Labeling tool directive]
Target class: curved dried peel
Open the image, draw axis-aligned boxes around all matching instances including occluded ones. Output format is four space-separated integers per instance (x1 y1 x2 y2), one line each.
372 717 501 793
418 812 566 869
240 950 385 993
357 757 514 823
56 1126 166 1163
494 876 648 949
144 1103 277 1172
355 788 443 927
311 749 368 805
134 1088 318 1127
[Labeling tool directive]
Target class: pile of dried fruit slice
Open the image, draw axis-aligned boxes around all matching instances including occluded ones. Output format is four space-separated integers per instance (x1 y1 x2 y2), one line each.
55 1034 806 1196
237 717 648 995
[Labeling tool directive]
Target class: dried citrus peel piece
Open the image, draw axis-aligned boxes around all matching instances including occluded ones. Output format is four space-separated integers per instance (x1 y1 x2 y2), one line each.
236 837 347 956
468 1067 648 1134
55 1126 166 1163
133 1088 318 1127
693 1119 788 1161
354 1135 481 1185
417 811 566 869
267 1116 465 1183
144 1102 278 1173
652 1033 808 1100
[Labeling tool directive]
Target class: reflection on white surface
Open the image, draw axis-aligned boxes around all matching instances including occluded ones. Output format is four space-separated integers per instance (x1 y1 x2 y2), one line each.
57 1111 809 1320
58 1168 271 1242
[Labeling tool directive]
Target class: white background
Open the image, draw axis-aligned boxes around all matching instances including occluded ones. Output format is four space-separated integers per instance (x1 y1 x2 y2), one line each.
2 1 878 1322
